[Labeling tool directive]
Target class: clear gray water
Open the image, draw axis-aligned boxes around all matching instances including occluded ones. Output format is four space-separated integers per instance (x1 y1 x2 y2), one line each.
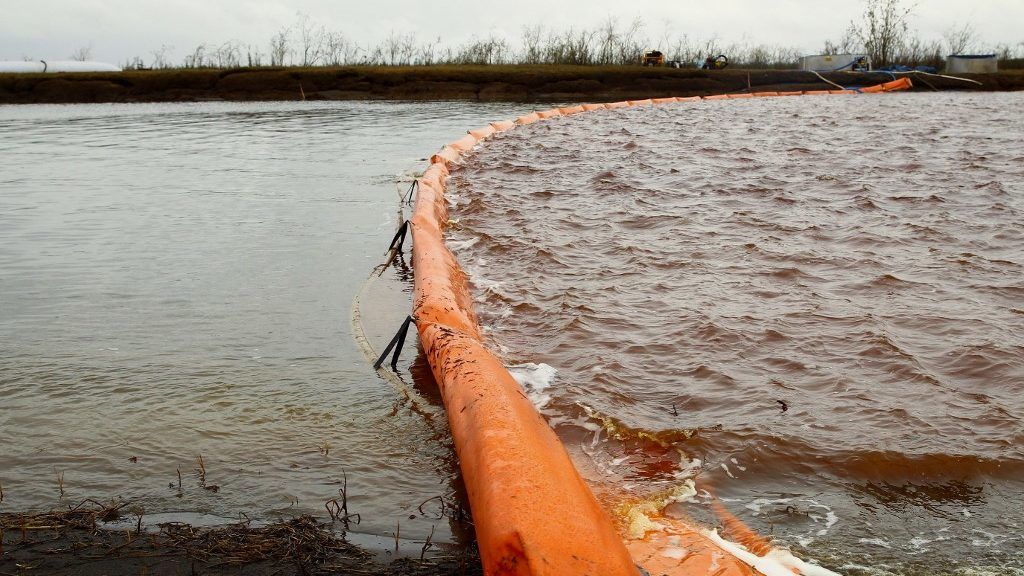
0 100 527 547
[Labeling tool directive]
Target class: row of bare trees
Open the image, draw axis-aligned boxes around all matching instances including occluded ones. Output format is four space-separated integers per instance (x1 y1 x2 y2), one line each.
113 3 1023 70
825 0 1022 68
124 14 805 70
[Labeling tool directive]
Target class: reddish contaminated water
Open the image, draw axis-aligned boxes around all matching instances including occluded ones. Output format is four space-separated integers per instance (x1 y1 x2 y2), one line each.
445 92 1024 574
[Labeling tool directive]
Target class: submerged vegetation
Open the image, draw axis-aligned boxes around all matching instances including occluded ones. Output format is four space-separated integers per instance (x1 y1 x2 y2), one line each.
96 1 1023 72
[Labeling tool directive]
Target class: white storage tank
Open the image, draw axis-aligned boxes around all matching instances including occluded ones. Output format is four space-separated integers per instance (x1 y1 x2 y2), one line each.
0 60 122 73
946 54 998 74
800 54 871 72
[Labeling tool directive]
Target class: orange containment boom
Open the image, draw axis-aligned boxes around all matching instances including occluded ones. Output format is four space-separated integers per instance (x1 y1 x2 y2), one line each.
408 78 908 575
411 141 638 575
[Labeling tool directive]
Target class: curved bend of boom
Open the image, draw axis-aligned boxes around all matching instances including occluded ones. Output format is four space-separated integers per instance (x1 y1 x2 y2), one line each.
407 77 910 575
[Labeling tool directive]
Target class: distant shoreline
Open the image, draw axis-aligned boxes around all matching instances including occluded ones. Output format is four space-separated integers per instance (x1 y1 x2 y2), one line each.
1 65 1022 104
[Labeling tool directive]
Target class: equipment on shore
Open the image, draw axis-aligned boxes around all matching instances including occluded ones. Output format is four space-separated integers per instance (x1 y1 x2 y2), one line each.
946 54 998 74
702 54 729 70
641 50 686 68
641 50 665 66
800 53 871 72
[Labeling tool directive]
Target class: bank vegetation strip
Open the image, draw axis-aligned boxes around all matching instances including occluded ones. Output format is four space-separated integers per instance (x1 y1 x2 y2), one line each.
2 65 1020 104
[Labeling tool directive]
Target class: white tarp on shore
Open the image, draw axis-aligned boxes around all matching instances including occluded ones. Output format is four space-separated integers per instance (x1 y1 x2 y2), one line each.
0 60 122 73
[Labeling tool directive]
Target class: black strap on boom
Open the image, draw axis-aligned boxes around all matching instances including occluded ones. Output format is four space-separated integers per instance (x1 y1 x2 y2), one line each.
373 315 416 370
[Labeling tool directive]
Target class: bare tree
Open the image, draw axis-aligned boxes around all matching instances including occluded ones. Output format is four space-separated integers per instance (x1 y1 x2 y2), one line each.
269 28 290 66
943 22 978 56
122 56 145 70
211 41 242 68
595 17 620 65
849 0 913 66
453 35 510 65
295 13 325 66
823 27 859 55
150 44 173 69
417 36 442 66
616 18 646 65
699 35 722 61
246 45 264 67
897 34 942 67
521 25 544 64
994 42 1024 64
324 31 359 65
383 32 417 66
70 44 93 61
183 43 208 68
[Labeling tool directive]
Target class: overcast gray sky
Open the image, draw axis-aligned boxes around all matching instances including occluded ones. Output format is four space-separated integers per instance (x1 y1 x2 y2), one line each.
2 0 1022 64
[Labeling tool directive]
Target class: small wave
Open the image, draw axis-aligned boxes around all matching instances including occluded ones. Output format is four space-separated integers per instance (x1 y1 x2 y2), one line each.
765 266 815 280
867 273 918 288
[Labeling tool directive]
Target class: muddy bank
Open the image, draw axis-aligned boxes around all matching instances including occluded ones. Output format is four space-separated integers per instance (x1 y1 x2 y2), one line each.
1 65 1021 104
0 504 481 575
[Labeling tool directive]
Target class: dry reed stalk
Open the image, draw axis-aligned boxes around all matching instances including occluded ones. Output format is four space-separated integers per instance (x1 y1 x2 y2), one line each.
420 524 435 560
195 455 206 485
54 468 65 497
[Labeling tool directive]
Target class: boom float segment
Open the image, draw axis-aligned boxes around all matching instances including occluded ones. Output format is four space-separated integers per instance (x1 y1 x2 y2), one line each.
408 77 911 576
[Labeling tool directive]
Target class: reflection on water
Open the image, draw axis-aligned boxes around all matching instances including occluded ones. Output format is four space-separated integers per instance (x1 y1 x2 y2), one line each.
0 100 528 547
448 92 1024 572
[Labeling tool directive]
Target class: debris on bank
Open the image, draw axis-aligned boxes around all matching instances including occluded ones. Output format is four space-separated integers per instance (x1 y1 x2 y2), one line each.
0 500 481 576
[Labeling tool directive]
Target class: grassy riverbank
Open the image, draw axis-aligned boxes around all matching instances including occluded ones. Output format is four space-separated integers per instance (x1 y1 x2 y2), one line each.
2 65 1022 104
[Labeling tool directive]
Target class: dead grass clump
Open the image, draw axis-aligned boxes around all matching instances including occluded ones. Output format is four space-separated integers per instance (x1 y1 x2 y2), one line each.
0 498 126 532
157 515 369 568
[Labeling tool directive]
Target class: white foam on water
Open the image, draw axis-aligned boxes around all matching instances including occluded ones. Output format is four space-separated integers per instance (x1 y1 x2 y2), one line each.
446 237 479 252
745 497 794 513
859 537 892 548
675 457 702 480
720 462 737 478
507 362 557 409
702 529 845 576
969 528 1004 547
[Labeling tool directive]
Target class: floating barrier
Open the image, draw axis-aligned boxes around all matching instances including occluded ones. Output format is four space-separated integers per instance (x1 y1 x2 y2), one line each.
406 77 910 575
490 119 516 132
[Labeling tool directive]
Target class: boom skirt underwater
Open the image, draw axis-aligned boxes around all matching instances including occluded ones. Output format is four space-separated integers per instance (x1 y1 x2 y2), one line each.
403 76 912 576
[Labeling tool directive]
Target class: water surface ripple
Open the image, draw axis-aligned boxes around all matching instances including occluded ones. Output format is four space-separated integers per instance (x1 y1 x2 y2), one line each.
0 100 527 546
448 92 1024 573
